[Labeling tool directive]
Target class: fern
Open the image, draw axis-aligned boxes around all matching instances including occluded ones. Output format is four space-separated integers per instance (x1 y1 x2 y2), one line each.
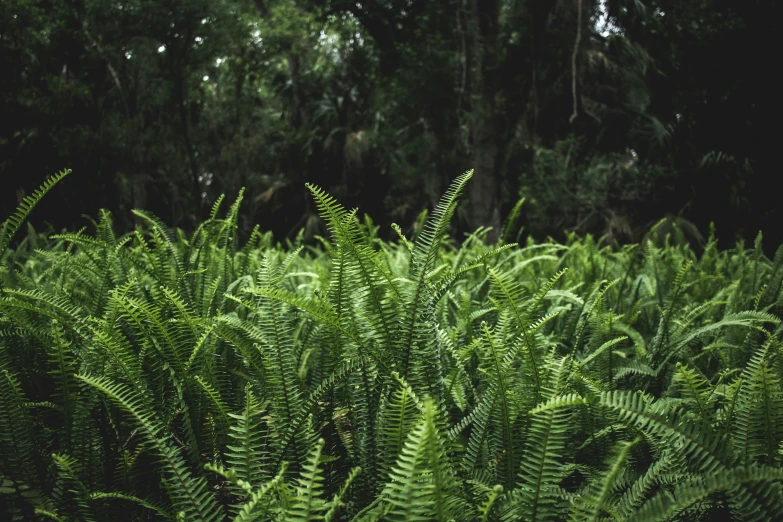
0 169 71 262
376 375 424 480
4 172 783 521
628 465 783 522
502 393 586 521
568 437 640 522
225 386 271 497
401 171 472 383
0 366 45 505
380 398 458 521
77 373 222 522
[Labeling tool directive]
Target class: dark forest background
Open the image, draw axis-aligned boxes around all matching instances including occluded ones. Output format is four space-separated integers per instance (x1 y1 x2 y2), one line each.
1 0 781 248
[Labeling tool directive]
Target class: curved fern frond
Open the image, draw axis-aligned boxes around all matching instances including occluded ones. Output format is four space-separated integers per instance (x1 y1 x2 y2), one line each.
77 373 222 522
599 390 730 473
653 311 779 373
225 386 271 494
401 171 472 381
381 399 458 521
0 169 71 261
503 394 585 522
89 492 173 519
306 184 396 362
377 374 424 479
628 465 783 522
287 438 329 521
568 437 640 522
206 463 287 522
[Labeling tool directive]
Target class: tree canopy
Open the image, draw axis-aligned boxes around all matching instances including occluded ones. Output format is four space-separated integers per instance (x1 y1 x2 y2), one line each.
1 0 780 247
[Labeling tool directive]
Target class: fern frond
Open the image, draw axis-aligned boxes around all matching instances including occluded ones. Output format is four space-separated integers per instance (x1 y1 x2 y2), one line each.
628 465 783 522
381 398 458 521
500 197 525 245
653 311 779 373
89 491 173 519
77 373 222 521
400 171 472 382
306 184 396 363
241 287 386 373
0 169 71 261
226 386 271 491
599 390 730 474
52 452 100 522
503 394 584 521
731 340 783 464
207 462 287 522
568 437 639 522
287 437 359 522
0 367 42 487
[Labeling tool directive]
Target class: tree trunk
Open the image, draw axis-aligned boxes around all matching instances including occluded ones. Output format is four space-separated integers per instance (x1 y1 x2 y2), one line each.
286 50 308 128
170 23 201 225
467 0 501 242
176 72 201 224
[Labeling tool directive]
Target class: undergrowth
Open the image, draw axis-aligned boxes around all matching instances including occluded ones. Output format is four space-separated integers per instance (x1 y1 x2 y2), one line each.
2 170 783 521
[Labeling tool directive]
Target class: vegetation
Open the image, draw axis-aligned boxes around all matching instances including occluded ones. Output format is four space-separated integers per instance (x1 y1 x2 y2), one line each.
2 0 780 248
2 172 783 521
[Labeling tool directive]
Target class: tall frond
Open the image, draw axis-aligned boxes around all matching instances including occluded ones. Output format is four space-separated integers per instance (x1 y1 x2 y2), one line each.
380 399 459 521
0 169 71 261
502 394 586 521
77 373 222 521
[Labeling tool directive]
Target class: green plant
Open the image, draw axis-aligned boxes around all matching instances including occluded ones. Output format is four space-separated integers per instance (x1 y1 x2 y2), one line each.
2 171 783 520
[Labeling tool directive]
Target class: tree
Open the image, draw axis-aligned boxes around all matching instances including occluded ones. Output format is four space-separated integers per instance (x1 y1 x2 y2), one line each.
1 0 779 248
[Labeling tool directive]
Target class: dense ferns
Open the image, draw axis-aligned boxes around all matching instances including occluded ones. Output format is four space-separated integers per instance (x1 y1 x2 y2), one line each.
2 171 783 521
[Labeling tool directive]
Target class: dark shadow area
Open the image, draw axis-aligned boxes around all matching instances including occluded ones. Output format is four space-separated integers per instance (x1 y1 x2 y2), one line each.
2 0 781 252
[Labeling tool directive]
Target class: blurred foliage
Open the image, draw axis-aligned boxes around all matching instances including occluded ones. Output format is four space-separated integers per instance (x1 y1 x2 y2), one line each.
521 137 673 244
1 0 780 248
